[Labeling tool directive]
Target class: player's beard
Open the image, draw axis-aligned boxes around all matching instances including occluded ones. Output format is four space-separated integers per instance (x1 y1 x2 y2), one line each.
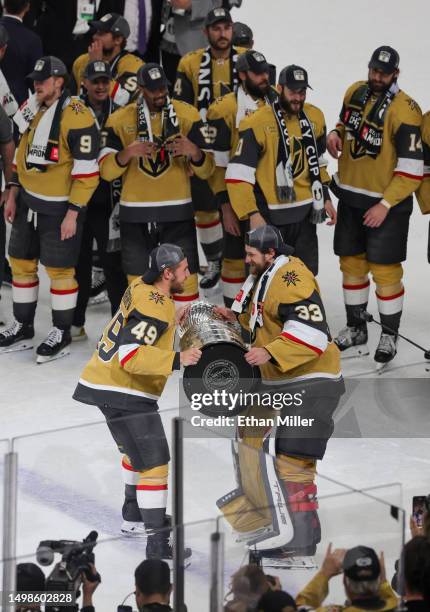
249 260 271 277
170 279 185 294
368 75 397 94
279 91 304 115
208 33 231 52
244 75 269 99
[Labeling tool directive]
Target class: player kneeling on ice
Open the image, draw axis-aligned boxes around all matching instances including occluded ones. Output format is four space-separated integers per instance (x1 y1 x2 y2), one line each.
215 225 344 567
73 244 201 561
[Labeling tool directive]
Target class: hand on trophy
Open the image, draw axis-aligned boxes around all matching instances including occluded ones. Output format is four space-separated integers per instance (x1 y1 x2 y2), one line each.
245 347 272 366
213 306 237 323
180 347 202 366
176 304 192 326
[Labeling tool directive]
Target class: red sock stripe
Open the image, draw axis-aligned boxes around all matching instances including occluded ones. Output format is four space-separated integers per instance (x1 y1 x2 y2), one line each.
173 293 199 302
12 280 39 288
120 348 138 367
136 484 168 491
122 459 139 472
221 276 247 283
281 332 322 355
394 171 423 181
225 179 253 185
195 220 221 229
72 172 100 179
342 281 370 290
50 287 78 295
375 289 405 301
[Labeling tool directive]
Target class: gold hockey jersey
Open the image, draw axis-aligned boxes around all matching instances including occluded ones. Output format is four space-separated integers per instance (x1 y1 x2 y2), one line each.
72 51 143 106
73 279 180 411
238 257 341 383
225 103 330 224
206 89 266 203
174 46 246 111
416 110 430 214
332 80 423 209
99 99 215 222
14 97 99 215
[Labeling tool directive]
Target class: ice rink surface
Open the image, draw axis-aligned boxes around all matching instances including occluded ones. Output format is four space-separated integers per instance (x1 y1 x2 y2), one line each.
1 1 430 609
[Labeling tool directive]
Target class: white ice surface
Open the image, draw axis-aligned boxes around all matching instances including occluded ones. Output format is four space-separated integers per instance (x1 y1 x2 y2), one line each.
1 1 430 609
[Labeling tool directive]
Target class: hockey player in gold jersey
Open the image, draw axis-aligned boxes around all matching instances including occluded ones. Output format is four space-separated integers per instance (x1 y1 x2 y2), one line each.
98 63 215 307
226 64 336 278
0 56 99 363
72 13 143 107
215 226 344 565
206 49 271 306
416 110 430 264
327 46 423 366
74 244 201 558
174 7 246 291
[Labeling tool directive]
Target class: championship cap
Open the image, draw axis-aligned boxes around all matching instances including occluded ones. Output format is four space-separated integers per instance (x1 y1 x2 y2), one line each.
137 63 169 91
205 7 233 27
89 13 130 38
143 244 186 284
83 60 112 81
246 225 294 256
343 546 381 582
236 50 270 75
368 46 400 74
257 590 297 611
27 56 67 81
232 22 253 47
0 24 9 47
279 64 313 90
17 563 46 592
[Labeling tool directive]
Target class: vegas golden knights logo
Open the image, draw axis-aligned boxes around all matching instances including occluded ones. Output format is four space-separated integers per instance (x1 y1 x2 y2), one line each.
290 137 306 178
139 149 171 178
349 138 368 160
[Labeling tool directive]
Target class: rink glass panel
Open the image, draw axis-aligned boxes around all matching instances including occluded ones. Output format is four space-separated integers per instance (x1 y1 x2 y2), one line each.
0 438 10 590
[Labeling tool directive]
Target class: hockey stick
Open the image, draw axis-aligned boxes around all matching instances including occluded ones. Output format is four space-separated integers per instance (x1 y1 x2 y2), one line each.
360 311 430 360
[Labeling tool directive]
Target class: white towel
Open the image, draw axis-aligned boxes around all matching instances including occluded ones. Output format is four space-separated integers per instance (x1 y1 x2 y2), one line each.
0 68 18 118
236 85 259 128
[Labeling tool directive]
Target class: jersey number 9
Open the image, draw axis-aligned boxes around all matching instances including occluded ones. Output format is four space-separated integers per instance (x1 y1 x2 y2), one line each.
98 310 124 362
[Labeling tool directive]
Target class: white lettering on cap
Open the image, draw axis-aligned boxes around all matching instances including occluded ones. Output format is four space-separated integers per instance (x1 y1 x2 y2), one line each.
294 70 305 80
214 8 226 16
35 59 45 71
101 14 112 22
378 50 391 63
149 67 162 80
94 62 106 72
356 557 372 567
253 53 265 62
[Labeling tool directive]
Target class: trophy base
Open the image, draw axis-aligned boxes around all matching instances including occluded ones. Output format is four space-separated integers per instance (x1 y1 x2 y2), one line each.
183 342 260 416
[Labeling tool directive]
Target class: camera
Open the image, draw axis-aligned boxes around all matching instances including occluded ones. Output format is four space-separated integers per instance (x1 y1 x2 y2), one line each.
36 531 99 611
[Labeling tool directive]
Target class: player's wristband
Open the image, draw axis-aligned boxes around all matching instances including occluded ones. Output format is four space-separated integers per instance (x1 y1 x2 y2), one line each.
380 199 391 210
6 182 19 189
190 151 205 167
115 152 129 168
330 128 342 138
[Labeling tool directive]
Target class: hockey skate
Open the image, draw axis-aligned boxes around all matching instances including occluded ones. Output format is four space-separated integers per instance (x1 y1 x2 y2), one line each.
36 327 71 364
146 531 192 565
374 333 398 373
71 325 88 342
199 259 221 293
120 521 147 538
261 552 318 570
334 324 369 358
88 268 108 306
0 319 34 354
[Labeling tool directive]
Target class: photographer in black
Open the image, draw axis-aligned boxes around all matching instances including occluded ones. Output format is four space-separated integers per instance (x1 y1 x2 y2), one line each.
133 559 173 612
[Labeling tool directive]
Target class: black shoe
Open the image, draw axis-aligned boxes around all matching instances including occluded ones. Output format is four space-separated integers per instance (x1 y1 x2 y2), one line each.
146 532 192 561
0 319 34 353
36 327 71 364
90 268 106 298
199 260 221 290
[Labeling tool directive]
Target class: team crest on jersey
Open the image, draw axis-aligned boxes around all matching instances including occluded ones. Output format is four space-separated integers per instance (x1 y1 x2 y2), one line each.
69 100 85 115
138 146 170 178
282 270 300 286
149 291 165 305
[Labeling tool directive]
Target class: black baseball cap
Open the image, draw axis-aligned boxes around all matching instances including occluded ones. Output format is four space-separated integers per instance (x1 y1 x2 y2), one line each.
368 46 400 74
83 60 112 81
236 50 270 75
143 244 186 284
246 225 294 256
27 56 67 81
279 64 312 90
89 13 130 38
137 63 169 91
232 22 253 46
17 563 46 592
205 7 233 27
257 589 297 611
0 24 9 47
343 546 381 581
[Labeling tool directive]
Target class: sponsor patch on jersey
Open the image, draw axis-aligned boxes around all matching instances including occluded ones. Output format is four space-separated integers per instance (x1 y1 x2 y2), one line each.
149 291 165 305
282 270 300 286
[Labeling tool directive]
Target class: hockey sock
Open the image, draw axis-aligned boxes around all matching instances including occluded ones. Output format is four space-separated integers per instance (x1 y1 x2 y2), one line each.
195 210 223 262
46 267 78 328
222 257 246 307
10 257 39 324
342 275 370 327
376 283 404 335
136 464 168 530
121 455 141 522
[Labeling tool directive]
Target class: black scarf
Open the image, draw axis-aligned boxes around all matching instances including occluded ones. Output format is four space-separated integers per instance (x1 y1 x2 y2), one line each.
268 95 326 223
137 94 180 160
340 81 399 157
197 46 239 120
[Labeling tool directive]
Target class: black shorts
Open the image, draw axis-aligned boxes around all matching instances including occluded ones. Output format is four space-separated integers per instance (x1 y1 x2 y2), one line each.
99 404 170 471
120 218 199 277
8 195 83 268
334 198 413 264
191 176 217 212
277 216 318 276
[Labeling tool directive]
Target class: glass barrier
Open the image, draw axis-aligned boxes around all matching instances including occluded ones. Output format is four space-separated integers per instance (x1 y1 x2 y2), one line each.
0 438 11 592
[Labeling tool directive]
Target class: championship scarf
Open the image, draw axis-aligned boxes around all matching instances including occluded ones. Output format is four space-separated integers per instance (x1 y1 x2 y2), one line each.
136 94 180 159
232 255 289 332
197 46 239 121
340 81 399 157
15 91 70 170
269 96 326 223
0 69 18 117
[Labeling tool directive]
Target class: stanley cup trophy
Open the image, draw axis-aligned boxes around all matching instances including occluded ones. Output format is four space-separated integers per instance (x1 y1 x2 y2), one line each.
179 302 260 416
